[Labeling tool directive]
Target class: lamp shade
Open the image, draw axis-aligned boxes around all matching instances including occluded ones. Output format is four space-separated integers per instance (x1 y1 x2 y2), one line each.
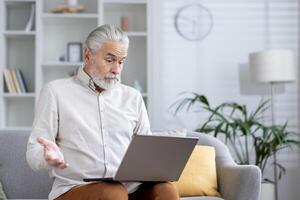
249 49 296 83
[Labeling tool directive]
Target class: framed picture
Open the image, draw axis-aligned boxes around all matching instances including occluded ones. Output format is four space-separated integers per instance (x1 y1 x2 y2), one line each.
67 42 82 62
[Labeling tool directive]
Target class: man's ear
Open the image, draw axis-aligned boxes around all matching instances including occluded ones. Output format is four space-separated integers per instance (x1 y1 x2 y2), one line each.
84 47 92 65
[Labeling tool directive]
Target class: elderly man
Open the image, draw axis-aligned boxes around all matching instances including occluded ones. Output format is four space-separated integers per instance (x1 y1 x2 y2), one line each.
26 24 179 200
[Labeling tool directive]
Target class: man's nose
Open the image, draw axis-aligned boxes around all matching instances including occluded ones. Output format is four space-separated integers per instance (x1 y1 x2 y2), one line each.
111 63 121 75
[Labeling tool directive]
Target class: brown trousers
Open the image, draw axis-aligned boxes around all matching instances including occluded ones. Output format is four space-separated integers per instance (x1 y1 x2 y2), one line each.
55 181 179 200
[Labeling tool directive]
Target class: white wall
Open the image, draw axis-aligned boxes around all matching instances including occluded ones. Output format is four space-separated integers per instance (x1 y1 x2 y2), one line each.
149 0 299 199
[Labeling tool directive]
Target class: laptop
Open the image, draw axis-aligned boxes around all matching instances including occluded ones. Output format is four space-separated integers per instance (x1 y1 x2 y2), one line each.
83 134 198 182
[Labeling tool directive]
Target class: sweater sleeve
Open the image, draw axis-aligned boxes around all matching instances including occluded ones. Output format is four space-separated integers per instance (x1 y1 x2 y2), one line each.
26 83 59 171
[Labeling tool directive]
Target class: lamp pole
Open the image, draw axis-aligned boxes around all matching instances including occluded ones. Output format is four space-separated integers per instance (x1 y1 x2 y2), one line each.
270 82 278 200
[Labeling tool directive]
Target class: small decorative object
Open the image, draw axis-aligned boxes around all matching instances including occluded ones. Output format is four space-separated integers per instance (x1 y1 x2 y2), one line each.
174 3 214 41
24 4 35 31
51 5 84 13
59 55 66 62
0 181 7 199
261 183 275 200
121 16 129 32
133 80 143 92
67 0 78 6
68 67 80 77
67 42 82 62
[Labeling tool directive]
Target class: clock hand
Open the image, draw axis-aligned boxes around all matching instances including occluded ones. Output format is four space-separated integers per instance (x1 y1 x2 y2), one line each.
192 20 196 34
179 16 194 25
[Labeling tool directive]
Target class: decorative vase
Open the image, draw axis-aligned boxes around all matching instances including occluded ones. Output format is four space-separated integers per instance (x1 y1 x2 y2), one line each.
67 0 78 6
133 80 143 92
260 182 275 200
121 16 129 31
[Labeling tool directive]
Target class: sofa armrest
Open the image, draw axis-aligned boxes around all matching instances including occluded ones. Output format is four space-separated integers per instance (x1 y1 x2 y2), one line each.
218 163 261 200
186 132 261 199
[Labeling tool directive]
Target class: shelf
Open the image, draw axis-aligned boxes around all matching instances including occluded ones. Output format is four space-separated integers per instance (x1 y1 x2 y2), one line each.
4 0 35 6
127 32 147 37
103 0 146 4
5 0 35 3
4 30 35 38
42 13 98 19
0 126 32 131
3 93 35 98
42 62 82 68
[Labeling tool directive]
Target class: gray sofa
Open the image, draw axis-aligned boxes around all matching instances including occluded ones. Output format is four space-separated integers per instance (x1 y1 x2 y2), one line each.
0 130 261 200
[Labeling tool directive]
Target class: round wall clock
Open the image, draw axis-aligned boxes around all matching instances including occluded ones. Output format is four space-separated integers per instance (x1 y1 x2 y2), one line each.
174 4 214 41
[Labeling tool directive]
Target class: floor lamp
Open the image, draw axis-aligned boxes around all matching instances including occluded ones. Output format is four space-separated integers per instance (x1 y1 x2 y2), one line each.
249 49 296 200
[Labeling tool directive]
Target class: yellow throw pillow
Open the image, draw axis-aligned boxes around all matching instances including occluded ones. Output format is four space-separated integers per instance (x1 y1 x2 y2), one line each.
172 145 221 197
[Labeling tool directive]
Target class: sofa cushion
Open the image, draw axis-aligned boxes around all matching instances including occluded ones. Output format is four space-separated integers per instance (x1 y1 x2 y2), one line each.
173 145 220 197
0 131 52 199
181 197 224 200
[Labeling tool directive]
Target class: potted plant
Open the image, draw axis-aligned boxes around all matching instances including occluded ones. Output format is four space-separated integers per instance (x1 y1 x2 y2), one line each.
172 92 300 199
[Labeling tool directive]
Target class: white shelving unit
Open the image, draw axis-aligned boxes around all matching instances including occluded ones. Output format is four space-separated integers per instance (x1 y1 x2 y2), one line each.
42 62 83 68
0 0 36 129
42 13 98 19
4 30 36 37
0 0 150 130
126 32 147 37
3 93 35 98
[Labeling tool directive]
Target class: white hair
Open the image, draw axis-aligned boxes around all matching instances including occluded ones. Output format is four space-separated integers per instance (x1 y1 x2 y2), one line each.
85 24 129 54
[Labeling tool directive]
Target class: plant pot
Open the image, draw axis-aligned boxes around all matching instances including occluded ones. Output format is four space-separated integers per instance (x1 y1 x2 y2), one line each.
260 182 275 200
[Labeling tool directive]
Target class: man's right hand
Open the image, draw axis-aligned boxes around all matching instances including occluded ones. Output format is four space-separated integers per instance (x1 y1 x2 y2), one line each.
37 136 68 169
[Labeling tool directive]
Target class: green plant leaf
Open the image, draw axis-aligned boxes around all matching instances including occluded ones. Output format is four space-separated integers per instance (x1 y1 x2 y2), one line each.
172 92 300 179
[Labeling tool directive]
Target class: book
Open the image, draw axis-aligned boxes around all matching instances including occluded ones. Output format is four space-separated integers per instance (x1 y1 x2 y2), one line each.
3 69 12 93
11 69 22 93
15 69 24 93
16 69 27 93
8 69 16 93
3 71 9 92
3 69 16 93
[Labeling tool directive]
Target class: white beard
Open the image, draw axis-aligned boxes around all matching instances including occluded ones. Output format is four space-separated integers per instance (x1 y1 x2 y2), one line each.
90 70 120 90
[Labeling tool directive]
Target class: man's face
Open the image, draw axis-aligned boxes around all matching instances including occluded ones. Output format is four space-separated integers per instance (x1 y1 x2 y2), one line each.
84 41 128 90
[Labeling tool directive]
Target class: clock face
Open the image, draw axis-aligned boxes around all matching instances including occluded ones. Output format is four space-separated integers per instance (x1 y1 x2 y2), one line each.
175 4 213 41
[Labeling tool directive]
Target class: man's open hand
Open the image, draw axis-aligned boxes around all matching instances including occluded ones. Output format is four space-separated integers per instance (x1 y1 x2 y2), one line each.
37 137 68 169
